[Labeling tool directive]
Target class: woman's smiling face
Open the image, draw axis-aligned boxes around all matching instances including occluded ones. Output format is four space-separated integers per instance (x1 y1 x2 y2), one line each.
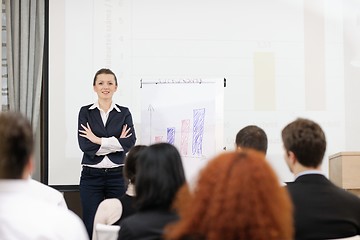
93 73 118 100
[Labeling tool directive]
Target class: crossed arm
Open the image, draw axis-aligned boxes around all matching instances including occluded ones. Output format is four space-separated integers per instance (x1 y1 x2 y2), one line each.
79 123 132 145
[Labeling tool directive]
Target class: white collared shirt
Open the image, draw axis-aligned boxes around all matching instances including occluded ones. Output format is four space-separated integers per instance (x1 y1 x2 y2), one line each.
29 177 67 209
87 102 124 168
0 179 89 240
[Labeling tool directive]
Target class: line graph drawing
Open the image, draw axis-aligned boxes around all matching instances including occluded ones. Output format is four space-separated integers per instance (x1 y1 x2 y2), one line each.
192 108 205 156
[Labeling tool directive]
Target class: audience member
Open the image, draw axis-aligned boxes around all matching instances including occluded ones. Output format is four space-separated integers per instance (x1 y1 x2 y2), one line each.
282 118 360 239
235 125 268 154
92 145 147 240
0 111 89 240
166 151 293 240
117 143 186 240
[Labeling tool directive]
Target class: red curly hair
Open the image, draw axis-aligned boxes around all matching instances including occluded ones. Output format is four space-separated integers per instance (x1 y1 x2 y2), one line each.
166 151 293 240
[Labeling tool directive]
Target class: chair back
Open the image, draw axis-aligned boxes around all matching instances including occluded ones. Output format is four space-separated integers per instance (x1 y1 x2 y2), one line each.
95 223 120 240
331 236 360 240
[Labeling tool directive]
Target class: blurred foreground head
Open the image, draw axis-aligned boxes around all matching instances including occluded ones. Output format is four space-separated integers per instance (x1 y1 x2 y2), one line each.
0 111 33 179
136 142 186 211
166 151 293 240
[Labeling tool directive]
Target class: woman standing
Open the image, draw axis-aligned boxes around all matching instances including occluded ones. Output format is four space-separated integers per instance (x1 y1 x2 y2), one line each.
78 68 136 237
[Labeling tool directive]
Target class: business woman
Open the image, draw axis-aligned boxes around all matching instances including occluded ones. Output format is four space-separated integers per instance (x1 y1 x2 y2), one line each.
78 68 136 238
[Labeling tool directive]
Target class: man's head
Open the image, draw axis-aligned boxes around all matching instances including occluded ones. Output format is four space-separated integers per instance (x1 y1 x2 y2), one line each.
235 125 268 154
281 118 326 172
0 112 34 179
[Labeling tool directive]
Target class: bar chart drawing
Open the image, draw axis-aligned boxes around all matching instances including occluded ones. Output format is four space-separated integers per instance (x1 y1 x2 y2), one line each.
140 79 224 179
180 119 190 155
167 127 176 144
143 107 207 158
154 136 163 143
192 108 205 156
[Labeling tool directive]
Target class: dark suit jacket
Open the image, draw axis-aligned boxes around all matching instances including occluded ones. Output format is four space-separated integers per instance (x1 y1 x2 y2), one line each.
117 210 178 240
78 104 136 165
286 174 360 240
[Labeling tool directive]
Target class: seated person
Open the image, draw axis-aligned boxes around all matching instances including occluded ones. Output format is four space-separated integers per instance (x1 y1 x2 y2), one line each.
165 150 293 240
92 145 147 240
117 143 186 240
235 125 268 154
0 111 88 239
282 118 360 239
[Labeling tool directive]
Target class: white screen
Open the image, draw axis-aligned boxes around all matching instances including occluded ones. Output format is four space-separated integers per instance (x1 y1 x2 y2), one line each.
49 0 360 185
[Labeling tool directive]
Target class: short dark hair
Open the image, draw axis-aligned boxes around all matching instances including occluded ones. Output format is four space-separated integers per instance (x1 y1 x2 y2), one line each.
0 112 33 179
124 145 147 184
135 143 186 211
281 118 326 168
92 68 118 86
235 125 268 153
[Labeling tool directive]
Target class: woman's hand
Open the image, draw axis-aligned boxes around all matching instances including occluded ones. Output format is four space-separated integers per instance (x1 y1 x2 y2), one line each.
79 123 101 145
120 124 132 138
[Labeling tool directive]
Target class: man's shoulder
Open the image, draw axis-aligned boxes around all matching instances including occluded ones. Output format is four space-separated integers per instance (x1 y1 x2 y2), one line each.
29 179 68 208
30 200 88 239
286 176 360 204
0 194 89 240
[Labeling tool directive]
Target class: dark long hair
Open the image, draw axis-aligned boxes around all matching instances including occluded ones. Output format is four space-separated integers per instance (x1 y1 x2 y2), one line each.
135 143 186 211
123 145 147 184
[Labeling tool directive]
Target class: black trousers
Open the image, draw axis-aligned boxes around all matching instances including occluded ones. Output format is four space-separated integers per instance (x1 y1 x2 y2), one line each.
79 166 126 238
